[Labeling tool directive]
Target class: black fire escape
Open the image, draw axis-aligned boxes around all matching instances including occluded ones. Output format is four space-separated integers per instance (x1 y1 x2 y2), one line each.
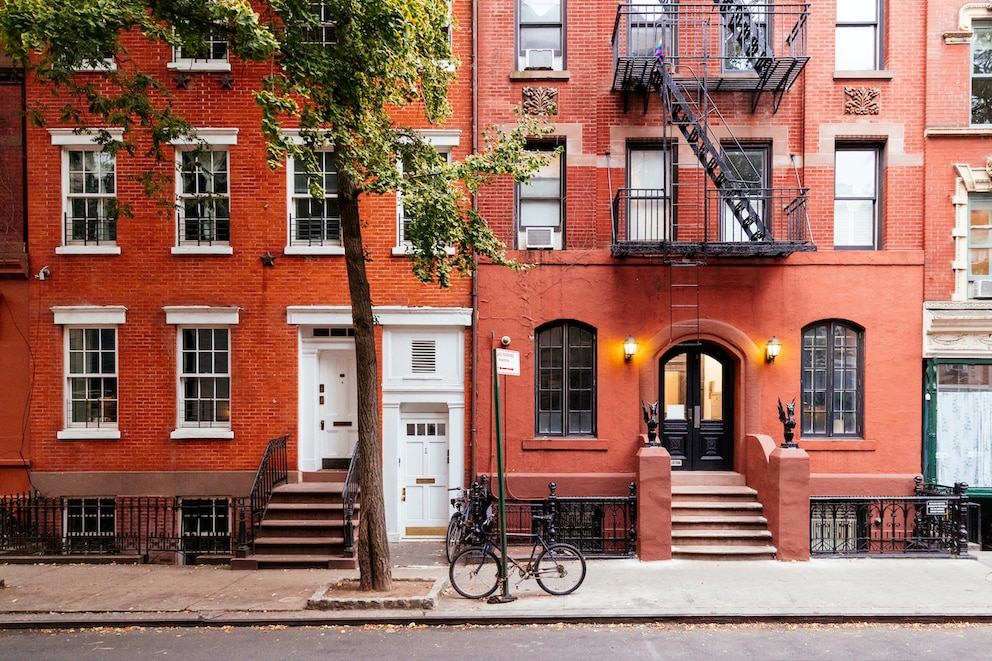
610 1 814 260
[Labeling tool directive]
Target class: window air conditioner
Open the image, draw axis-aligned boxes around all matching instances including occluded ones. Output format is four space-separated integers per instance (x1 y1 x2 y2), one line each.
525 49 554 70
975 279 992 299
524 227 555 249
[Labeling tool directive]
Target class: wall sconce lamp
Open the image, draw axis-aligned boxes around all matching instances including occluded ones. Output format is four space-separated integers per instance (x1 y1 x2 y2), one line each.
623 336 638 362
766 336 782 363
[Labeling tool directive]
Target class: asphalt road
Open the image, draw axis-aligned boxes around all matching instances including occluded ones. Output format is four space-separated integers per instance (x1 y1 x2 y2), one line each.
2 622 992 660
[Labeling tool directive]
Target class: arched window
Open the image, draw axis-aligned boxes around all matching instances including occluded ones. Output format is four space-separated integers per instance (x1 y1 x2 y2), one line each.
535 321 595 436
802 320 864 437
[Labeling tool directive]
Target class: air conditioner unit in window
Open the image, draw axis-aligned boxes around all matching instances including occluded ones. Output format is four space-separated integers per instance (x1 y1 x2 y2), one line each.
525 49 554 70
524 227 555 249
975 279 992 299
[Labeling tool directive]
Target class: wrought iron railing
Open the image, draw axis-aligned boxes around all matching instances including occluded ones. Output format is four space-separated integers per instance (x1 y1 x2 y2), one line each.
289 213 342 247
341 441 360 558
810 479 970 557
0 492 249 563
237 434 289 557
499 481 637 558
64 212 116 246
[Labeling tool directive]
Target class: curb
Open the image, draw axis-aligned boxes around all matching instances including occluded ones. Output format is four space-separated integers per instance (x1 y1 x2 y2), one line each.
307 577 447 611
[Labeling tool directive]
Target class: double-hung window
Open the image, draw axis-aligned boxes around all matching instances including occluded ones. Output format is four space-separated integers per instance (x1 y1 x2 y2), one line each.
303 1 337 46
835 0 882 71
973 22 992 125
721 144 768 242
394 131 458 254
833 145 881 249
625 143 673 241
802 320 864 438
65 498 117 553
287 151 341 253
968 194 992 292
536 321 595 437
518 142 563 250
169 27 230 72
166 306 238 440
518 0 564 71
54 306 126 441
177 149 230 248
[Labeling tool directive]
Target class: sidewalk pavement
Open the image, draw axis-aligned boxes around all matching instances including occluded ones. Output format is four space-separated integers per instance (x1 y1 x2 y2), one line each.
3 542 992 629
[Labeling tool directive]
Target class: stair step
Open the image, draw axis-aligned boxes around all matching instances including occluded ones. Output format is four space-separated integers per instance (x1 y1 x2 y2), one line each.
231 554 357 570
671 472 746 487
672 515 768 527
672 485 758 497
672 544 777 561
253 535 346 545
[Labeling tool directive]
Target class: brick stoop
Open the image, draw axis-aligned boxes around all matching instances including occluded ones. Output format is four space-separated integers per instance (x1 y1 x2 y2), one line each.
671 472 776 561
231 472 359 570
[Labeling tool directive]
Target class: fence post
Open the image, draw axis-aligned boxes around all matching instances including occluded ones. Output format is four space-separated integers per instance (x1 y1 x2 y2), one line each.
627 481 637 556
236 500 248 559
954 482 971 557
546 482 558 543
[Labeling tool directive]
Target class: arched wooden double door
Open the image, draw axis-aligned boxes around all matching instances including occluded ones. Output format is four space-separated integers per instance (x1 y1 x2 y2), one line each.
659 342 734 471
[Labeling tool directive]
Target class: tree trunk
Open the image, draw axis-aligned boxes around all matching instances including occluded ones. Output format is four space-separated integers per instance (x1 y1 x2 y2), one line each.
337 166 392 592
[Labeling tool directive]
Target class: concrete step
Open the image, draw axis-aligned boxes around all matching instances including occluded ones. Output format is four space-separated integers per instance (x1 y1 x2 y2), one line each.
672 485 759 500
258 519 347 536
672 500 764 516
671 471 746 487
231 554 358 570
673 529 773 546
672 544 777 561
672 515 769 529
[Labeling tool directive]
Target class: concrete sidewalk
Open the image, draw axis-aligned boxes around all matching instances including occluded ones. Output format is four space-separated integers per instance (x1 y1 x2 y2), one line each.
3 542 992 628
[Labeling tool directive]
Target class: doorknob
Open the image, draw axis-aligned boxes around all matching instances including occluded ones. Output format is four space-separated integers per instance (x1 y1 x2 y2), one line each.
401 487 406 502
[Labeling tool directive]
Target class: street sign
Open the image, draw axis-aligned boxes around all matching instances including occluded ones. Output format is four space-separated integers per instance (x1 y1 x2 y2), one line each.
495 348 520 376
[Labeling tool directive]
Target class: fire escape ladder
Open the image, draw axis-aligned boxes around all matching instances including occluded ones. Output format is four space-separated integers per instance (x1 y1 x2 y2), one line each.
669 261 702 344
654 61 765 241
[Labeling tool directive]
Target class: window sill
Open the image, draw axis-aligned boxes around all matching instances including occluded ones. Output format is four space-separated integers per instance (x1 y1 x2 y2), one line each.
391 245 455 256
798 439 876 452
56 245 122 256
510 70 570 82
171 428 234 440
925 126 992 137
171 245 234 256
522 438 608 451
58 428 120 441
285 245 344 256
167 61 232 73
833 70 893 80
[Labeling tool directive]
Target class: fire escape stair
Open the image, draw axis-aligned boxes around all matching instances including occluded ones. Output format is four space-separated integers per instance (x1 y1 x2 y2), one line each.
231 473 359 570
671 472 776 560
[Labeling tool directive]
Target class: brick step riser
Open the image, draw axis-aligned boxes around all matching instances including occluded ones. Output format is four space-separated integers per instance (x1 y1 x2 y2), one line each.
673 551 776 561
252 543 348 555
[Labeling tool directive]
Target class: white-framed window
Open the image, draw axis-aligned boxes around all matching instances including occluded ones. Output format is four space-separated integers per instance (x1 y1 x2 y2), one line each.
303 1 337 46
54 306 126 441
177 149 230 247
64 497 117 553
50 129 123 256
833 145 881 249
286 150 342 255
517 0 564 71
517 141 563 250
835 0 881 71
168 28 230 72
969 194 992 284
166 306 238 440
72 50 117 72
973 22 992 125
624 142 673 241
394 131 458 254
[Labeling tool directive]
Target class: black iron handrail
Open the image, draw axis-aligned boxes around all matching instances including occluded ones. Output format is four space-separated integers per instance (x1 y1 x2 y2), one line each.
237 434 289 557
341 441 360 558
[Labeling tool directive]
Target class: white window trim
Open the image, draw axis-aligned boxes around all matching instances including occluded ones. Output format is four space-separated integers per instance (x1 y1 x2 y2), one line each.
172 133 236 255
53 306 126 441
167 28 231 73
285 150 345 256
952 163 992 301
394 131 460 255
166 307 237 440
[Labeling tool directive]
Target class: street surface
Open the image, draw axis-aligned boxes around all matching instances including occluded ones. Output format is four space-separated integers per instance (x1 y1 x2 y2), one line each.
2 622 992 660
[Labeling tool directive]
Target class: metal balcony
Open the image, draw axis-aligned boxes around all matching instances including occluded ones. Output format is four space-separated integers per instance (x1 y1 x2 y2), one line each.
612 2 810 113
611 186 815 258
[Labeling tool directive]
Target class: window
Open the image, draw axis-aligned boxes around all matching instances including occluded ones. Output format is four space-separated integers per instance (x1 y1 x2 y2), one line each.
802 320 864 438
833 146 880 249
65 498 117 553
288 151 340 251
973 22 992 125
721 144 768 241
933 363 992 488
625 143 672 241
181 498 231 560
303 1 337 46
64 149 117 247
835 0 881 70
969 194 992 284
518 0 564 71
517 142 563 250
536 321 595 437
169 28 230 71
180 328 231 429
177 149 230 247
66 328 118 429
723 0 769 73
395 143 453 251
627 1 674 59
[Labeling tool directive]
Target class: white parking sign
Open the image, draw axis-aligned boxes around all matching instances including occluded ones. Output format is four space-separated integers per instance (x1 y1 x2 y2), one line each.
495 348 520 376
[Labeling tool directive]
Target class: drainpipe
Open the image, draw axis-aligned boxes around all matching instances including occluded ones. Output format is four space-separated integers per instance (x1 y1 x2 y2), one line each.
469 0 479 483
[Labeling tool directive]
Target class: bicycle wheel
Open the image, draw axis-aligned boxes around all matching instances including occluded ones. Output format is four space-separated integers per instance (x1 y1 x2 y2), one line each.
445 514 464 562
535 543 586 595
449 546 501 599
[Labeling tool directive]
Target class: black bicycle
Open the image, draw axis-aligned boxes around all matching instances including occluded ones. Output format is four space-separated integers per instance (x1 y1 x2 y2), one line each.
448 514 587 599
445 476 495 562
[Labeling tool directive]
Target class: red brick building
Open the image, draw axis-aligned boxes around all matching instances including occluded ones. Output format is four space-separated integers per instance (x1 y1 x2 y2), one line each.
18 2 476 551
471 1 933 559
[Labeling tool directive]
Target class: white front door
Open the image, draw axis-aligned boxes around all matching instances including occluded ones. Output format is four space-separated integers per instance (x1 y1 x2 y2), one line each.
318 350 358 463
402 416 448 536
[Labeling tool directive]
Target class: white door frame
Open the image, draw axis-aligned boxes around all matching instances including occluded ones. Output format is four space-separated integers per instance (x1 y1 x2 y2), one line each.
297 336 356 473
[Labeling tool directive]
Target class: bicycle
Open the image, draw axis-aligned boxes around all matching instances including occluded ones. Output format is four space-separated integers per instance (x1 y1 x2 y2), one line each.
448 514 587 599
445 476 494 562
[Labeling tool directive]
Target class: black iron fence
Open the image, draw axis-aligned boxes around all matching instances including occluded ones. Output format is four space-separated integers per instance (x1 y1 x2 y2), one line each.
500 481 637 558
811 479 970 557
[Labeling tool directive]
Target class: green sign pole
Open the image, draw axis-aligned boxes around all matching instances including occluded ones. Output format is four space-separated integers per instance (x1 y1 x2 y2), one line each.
490 347 516 603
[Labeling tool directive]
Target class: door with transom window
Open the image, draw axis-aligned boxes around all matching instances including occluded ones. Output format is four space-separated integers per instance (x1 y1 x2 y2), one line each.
660 342 734 471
